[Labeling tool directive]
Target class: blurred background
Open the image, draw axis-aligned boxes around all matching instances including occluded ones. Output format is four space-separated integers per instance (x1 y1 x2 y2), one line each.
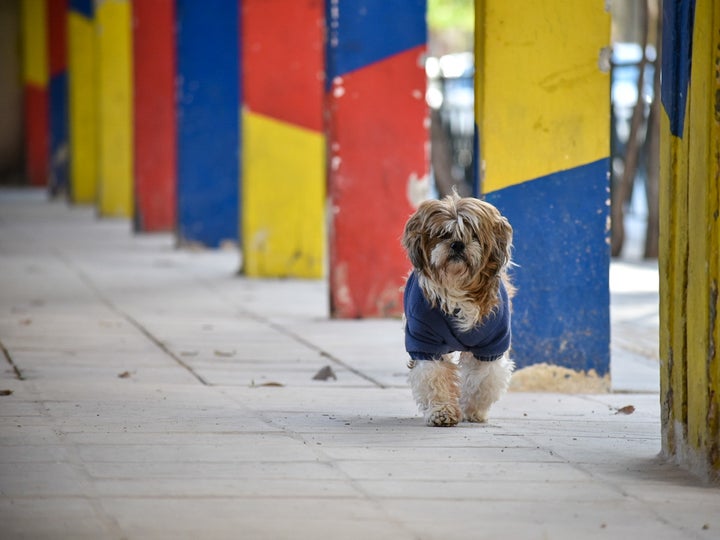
0 0 661 261
426 0 661 261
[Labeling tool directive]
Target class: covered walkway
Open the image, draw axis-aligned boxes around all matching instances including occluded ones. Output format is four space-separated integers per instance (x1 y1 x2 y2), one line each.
1 189 717 539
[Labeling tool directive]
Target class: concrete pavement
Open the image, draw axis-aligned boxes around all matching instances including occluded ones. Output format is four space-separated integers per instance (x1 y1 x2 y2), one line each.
0 188 717 539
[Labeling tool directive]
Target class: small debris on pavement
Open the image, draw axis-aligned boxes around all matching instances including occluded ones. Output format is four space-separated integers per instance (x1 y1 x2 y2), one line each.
614 405 635 415
214 350 236 357
0 389 13 396
117 371 132 379
250 380 284 388
312 365 337 381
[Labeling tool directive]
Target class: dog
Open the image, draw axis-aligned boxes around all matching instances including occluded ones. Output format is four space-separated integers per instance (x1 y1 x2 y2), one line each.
401 191 515 427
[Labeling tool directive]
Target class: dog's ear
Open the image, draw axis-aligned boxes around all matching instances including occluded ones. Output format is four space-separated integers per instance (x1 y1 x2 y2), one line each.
489 214 513 273
402 200 436 271
401 211 426 271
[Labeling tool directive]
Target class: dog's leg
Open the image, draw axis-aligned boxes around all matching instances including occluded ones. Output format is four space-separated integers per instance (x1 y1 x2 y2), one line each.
408 359 461 427
459 352 514 423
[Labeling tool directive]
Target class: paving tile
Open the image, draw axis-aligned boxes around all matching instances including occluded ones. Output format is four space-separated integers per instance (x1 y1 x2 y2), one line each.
75 434 324 463
0 444 73 463
84 459 342 481
335 459 591 482
0 497 115 540
318 444 564 463
101 497 414 540
0 425 64 446
355 478 623 502
93 477 363 498
0 462 89 497
381 499 703 540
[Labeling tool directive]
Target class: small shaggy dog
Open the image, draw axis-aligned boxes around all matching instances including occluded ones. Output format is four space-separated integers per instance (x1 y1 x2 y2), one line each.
402 191 515 426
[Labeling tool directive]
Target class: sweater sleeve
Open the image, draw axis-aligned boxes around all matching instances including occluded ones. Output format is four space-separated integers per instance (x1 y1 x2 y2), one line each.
403 273 449 360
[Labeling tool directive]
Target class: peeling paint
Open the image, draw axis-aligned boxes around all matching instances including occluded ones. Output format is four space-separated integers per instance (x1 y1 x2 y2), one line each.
332 262 354 315
252 228 269 251
406 172 429 209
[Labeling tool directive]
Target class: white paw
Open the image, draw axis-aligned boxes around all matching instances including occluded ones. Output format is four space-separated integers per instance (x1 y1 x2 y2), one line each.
426 404 461 427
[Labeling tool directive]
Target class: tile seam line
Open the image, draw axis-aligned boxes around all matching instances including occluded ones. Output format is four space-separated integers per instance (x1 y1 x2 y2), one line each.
0 338 24 380
51 248 210 387
247 311 388 390
542 436 691 535
191 275 388 389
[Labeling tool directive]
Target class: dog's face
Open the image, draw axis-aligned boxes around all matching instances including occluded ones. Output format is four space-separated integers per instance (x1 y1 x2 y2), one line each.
402 193 512 294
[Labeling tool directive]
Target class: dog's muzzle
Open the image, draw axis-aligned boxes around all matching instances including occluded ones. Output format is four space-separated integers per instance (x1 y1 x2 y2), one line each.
450 241 466 261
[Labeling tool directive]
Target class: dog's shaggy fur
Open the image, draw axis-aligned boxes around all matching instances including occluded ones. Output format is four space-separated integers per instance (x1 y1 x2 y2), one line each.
402 192 515 426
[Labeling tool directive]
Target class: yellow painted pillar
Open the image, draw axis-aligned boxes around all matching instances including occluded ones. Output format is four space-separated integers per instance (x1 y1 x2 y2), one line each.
660 0 720 481
95 0 133 217
241 1 326 278
67 0 97 204
476 0 611 389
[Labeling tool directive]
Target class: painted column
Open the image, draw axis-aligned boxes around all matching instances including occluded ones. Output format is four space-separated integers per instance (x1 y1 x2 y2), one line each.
326 0 428 318
67 0 96 204
176 0 240 248
241 0 325 278
476 1 611 390
47 0 68 196
132 0 176 232
95 0 133 217
660 0 720 481
20 0 49 187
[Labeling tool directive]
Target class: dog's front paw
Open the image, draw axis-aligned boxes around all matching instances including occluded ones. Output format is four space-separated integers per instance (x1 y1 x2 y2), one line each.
426 404 462 427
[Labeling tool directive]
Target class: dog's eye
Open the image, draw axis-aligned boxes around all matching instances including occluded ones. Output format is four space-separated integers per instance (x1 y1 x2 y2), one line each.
441 232 453 241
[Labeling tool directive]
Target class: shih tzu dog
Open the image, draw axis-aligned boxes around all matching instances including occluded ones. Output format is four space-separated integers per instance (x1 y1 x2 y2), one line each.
401 191 515 427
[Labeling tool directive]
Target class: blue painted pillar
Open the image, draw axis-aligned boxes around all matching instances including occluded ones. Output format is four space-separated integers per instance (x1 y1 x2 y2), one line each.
476 1 612 390
176 0 240 247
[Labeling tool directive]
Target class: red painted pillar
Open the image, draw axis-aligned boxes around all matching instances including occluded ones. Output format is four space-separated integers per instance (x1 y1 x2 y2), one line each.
326 1 428 318
21 0 49 187
132 0 176 231
241 0 326 278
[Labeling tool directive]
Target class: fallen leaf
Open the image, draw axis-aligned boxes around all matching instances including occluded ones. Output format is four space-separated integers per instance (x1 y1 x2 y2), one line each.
0 389 13 396
251 381 284 388
312 365 337 381
615 405 635 415
118 371 132 379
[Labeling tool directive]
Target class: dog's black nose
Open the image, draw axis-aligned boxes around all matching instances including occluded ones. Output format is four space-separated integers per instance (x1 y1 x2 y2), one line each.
450 241 465 252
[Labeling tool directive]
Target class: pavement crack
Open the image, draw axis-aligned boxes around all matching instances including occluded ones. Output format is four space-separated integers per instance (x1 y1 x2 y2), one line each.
192 274 388 389
247 313 388 389
53 250 210 387
0 338 24 380
121 312 211 386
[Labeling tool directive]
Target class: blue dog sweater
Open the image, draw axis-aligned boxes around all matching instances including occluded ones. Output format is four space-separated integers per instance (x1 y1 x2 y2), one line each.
403 271 511 361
